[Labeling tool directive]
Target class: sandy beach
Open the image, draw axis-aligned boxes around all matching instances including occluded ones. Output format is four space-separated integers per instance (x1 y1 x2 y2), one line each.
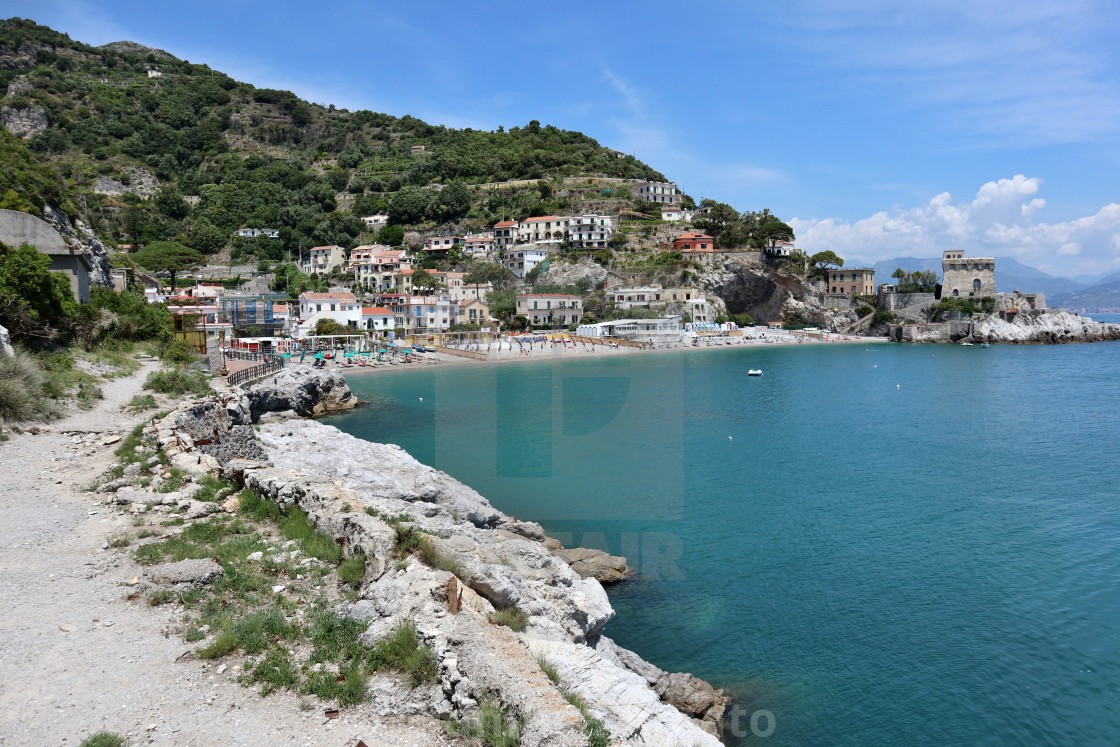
320 329 892 376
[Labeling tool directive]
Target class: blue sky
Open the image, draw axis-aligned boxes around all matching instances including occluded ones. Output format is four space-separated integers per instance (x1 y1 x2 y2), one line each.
9 0 1120 277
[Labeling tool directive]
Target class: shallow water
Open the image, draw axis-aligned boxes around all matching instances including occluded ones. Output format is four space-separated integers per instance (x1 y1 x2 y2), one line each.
326 342 1120 746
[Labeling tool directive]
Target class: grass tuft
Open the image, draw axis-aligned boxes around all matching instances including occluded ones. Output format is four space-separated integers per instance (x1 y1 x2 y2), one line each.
444 698 524 747
338 554 366 587
142 366 212 397
489 605 529 633
197 630 238 659
79 733 127 747
280 508 341 564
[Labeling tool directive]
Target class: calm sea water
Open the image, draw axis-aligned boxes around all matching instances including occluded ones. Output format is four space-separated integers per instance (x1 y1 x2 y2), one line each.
325 341 1120 746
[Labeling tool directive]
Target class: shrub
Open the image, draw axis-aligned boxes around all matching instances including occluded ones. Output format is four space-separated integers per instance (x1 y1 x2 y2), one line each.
142 367 212 396
0 350 44 422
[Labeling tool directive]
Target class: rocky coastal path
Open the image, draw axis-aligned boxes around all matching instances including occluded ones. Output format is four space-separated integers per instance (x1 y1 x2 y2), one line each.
0 363 451 747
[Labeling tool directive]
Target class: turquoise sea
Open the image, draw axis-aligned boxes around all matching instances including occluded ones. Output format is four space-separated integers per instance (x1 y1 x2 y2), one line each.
325 339 1120 746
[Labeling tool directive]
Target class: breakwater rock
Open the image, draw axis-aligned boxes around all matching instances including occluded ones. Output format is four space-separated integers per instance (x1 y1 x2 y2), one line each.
971 308 1120 344
244 366 358 421
143 394 729 745
891 307 1120 344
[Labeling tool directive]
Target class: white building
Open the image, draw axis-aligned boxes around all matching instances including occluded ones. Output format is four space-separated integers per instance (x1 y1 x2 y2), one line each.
361 306 395 334
463 233 495 256
493 220 519 252
386 294 455 334
423 235 463 253
516 294 583 326
296 292 361 336
354 249 407 291
661 206 684 222
302 245 347 275
518 216 569 244
567 214 613 248
234 227 280 239
764 240 795 258
503 248 549 278
349 244 389 271
635 182 680 206
361 214 389 229
576 317 682 343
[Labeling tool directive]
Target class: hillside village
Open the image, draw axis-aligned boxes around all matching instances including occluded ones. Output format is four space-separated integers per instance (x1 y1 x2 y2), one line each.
1 16 1117 363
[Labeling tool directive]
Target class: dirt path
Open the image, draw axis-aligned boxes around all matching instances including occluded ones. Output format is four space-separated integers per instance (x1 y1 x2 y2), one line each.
0 363 454 747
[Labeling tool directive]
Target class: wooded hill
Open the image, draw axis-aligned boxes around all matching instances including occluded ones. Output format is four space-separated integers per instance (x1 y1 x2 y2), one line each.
0 17 667 261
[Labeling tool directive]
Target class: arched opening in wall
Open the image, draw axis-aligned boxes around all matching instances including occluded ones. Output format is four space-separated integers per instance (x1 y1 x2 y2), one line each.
953 289 959 297
973 278 981 292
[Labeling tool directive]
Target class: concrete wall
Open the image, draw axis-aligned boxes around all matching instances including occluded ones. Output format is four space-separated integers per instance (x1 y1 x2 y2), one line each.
48 255 90 304
0 208 67 252
879 292 936 312
823 294 855 311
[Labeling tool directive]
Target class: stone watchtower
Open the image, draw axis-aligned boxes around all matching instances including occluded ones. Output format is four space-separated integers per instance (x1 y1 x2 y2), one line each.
941 250 996 298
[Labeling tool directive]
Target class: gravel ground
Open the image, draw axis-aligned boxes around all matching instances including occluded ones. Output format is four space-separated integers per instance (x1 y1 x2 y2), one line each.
0 362 457 747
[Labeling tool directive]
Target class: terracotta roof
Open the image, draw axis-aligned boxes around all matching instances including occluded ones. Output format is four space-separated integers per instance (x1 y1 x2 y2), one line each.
310 245 341 252
301 292 356 301
523 215 562 223
675 231 713 240
272 304 290 313
494 220 518 227
362 307 393 315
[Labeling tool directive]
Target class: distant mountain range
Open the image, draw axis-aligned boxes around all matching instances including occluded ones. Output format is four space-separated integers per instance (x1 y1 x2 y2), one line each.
850 256 1120 310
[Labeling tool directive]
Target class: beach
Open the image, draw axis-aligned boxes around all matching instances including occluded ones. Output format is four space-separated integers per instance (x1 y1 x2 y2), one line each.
322 329 891 375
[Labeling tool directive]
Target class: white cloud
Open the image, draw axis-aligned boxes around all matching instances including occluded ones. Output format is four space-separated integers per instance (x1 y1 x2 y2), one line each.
790 176 1120 275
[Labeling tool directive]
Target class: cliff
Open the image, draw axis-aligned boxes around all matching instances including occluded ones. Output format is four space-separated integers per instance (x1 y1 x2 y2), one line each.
119 368 729 745
701 262 857 331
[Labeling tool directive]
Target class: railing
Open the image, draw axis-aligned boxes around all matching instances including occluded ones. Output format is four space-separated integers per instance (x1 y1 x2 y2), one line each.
433 345 487 361
227 358 286 387
224 349 278 362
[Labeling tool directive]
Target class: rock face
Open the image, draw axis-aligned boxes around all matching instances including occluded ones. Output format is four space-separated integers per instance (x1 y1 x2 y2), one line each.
91 166 160 199
545 258 609 288
0 323 12 358
41 203 113 287
703 263 856 331
1 104 46 138
149 394 729 746
245 367 358 421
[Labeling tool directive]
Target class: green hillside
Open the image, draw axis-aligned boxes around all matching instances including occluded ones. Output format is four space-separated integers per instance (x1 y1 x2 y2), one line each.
0 17 666 261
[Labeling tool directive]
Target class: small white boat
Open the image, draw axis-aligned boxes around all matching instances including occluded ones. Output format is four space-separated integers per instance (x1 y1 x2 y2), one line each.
980 343 991 348
748 369 764 376
960 342 974 346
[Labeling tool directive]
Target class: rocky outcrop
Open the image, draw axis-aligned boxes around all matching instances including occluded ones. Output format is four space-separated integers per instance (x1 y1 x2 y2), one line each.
552 547 631 584
41 203 113 287
893 307 1120 344
1 104 47 138
91 166 160 199
0 323 12 358
244 366 358 420
970 308 1120 344
545 258 609 288
146 393 729 746
702 263 857 331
